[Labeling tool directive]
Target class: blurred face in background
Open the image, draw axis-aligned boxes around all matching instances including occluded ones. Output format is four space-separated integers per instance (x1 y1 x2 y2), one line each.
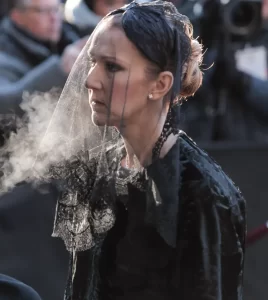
93 0 127 17
11 0 62 42
263 0 268 20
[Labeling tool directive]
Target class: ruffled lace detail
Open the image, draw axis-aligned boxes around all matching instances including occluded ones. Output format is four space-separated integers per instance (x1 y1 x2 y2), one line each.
50 153 116 252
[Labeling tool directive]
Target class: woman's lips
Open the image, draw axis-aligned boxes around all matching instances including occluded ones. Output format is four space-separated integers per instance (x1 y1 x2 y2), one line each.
91 100 106 112
91 100 105 105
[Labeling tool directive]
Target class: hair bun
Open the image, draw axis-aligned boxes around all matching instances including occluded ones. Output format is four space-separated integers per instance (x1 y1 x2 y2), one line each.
180 38 203 98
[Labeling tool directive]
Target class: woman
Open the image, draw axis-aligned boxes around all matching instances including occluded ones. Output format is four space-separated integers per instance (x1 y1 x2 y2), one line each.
41 1 245 299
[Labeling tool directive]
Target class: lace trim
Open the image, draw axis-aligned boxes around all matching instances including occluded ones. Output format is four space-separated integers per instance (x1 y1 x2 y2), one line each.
51 154 116 252
51 147 149 252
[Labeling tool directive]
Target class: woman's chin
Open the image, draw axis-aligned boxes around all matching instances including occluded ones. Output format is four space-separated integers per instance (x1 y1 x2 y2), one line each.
91 113 113 127
91 114 105 126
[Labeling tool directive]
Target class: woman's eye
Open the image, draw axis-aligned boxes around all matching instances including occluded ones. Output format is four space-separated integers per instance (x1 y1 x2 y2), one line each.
105 62 122 73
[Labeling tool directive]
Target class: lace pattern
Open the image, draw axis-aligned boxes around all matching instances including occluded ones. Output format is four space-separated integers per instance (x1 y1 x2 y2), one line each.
51 153 116 252
115 167 148 196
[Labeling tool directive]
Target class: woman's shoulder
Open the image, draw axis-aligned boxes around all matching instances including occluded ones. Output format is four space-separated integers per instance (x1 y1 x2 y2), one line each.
178 131 245 208
178 132 245 259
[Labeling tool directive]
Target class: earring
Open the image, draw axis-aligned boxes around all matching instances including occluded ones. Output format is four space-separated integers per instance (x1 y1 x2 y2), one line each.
148 93 153 99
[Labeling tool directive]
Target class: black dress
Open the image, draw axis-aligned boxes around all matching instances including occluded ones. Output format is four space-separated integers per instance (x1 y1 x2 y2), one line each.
60 132 246 300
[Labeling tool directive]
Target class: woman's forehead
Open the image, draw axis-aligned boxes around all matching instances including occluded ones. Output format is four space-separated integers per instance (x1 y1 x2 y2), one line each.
87 19 140 62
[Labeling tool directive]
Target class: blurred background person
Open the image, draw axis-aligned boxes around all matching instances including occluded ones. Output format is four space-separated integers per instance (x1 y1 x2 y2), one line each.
64 0 128 36
0 0 87 116
0 0 89 148
179 0 268 143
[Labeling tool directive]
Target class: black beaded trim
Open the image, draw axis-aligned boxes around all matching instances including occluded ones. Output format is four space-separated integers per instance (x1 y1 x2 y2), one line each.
152 106 179 160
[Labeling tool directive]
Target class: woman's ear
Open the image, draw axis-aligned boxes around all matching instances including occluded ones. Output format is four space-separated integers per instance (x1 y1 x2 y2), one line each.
149 71 174 100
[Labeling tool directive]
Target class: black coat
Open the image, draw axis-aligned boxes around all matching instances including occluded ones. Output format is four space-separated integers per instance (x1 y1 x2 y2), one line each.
58 132 246 300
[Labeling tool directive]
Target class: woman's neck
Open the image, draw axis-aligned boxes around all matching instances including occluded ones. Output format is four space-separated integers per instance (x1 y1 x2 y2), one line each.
119 104 177 168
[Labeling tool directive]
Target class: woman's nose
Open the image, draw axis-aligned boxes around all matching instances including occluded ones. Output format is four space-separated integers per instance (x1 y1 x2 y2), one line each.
85 65 102 91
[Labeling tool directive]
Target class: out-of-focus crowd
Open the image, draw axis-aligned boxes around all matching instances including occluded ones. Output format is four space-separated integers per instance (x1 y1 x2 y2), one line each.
0 0 268 299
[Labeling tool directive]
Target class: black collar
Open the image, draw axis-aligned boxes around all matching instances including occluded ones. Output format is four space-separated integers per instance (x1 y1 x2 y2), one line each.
145 137 181 248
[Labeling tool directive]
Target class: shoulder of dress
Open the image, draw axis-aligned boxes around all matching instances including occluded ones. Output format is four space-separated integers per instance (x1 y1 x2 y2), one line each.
178 131 245 208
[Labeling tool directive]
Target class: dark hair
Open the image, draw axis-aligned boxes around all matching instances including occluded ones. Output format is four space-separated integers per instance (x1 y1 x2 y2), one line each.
107 0 203 99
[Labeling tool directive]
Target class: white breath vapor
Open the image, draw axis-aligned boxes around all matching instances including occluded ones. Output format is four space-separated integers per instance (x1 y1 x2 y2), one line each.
0 89 61 192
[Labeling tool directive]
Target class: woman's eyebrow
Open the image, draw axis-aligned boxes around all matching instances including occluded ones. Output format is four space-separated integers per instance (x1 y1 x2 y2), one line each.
87 51 129 65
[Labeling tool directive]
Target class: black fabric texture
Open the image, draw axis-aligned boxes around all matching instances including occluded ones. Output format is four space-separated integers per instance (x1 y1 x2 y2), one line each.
62 131 246 300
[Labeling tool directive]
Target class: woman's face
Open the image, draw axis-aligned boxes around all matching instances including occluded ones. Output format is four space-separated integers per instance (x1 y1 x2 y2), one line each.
86 17 157 128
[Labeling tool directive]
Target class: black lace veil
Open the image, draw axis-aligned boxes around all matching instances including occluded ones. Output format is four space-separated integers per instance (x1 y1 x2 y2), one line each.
34 0 191 265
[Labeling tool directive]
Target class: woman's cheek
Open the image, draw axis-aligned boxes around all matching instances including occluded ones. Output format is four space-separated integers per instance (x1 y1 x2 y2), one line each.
109 84 126 115
112 81 129 104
